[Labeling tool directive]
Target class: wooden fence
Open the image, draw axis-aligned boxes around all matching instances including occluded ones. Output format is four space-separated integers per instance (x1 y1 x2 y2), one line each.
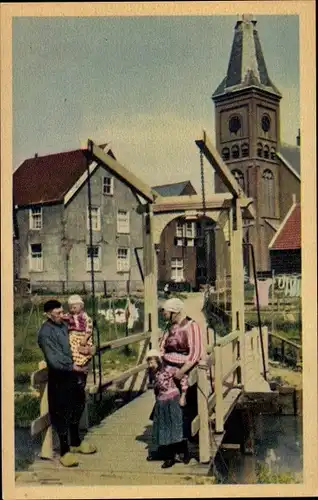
268 331 302 369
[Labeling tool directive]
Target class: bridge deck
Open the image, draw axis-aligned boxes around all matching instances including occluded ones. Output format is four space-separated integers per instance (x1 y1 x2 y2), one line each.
16 390 216 486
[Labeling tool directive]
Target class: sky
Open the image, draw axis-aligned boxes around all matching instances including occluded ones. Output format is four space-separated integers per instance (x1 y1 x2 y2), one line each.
13 15 299 195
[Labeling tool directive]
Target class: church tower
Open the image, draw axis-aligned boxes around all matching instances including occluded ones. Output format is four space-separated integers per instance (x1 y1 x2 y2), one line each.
212 14 282 273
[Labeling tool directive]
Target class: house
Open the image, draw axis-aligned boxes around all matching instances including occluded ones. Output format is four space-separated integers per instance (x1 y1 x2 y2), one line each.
153 181 197 197
269 201 301 274
13 145 144 293
152 181 211 290
212 14 301 276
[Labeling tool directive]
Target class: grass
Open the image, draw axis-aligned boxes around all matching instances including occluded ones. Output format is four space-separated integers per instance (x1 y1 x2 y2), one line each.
255 462 301 484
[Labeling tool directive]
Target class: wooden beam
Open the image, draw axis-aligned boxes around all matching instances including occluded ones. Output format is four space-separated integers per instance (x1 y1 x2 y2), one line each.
98 331 152 353
88 140 156 203
31 367 48 388
195 131 244 198
31 412 50 436
89 362 148 394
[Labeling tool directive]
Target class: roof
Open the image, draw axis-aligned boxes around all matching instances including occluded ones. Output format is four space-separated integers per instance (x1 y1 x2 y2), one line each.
13 145 113 207
213 15 281 99
277 143 301 177
269 203 301 251
152 180 196 197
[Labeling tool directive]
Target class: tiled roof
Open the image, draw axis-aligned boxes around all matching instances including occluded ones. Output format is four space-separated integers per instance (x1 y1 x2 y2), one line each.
152 181 196 197
278 143 301 176
269 204 301 250
213 15 281 99
13 145 112 207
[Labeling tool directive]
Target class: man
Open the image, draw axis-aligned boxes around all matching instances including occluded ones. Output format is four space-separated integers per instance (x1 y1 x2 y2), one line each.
38 299 96 467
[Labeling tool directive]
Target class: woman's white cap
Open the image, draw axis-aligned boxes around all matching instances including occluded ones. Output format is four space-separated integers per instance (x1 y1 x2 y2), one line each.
162 297 184 313
146 348 162 360
68 294 84 305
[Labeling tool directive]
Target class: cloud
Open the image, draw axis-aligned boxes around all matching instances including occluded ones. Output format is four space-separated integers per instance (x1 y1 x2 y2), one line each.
78 109 216 194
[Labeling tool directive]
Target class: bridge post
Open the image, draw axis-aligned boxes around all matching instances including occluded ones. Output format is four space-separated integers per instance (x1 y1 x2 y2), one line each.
197 359 211 463
143 204 159 350
37 362 53 459
229 199 245 387
214 345 224 433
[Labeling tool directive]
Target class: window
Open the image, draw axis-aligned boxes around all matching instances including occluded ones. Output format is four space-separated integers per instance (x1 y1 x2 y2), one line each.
231 144 240 159
117 248 130 272
232 169 245 191
270 147 276 161
262 169 275 217
185 222 195 247
222 147 230 161
117 210 130 234
257 143 263 157
261 114 271 132
241 143 249 158
29 207 43 230
171 258 184 282
176 221 183 237
87 207 101 231
228 115 242 135
263 145 269 159
185 222 195 239
86 245 101 271
103 176 114 195
29 243 43 272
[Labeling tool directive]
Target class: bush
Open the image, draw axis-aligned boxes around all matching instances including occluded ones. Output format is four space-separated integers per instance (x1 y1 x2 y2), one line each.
15 394 40 424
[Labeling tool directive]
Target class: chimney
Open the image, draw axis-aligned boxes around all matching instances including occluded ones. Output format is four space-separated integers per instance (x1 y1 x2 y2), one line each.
34 153 38 158
296 129 300 146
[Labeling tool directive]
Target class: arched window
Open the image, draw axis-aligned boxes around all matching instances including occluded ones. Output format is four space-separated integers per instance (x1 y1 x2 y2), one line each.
232 169 245 191
263 145 269 159
241 143 249 158
262 169 275 217
222 147 230 161
228 115 242 136
257 143 263 157
270 147 276 161
231 144 240 159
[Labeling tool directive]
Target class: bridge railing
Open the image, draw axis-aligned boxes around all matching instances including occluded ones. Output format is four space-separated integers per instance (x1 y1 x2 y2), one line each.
190 329 243 463
30 329 160 459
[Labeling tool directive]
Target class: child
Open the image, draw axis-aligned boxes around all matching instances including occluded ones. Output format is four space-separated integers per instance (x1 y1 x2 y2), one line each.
63 295 94 367
146 349 190 469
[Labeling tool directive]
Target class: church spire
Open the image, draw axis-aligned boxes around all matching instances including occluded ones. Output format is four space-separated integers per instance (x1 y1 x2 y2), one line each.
213 15 281 99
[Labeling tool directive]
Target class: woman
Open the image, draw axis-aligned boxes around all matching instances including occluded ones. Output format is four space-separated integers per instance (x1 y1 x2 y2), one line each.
159 297 203 460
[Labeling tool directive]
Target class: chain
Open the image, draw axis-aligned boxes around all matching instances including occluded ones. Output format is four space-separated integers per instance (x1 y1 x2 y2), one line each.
200 149 207 217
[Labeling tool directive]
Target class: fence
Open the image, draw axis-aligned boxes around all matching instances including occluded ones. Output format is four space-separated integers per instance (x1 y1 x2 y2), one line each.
15 279 144 296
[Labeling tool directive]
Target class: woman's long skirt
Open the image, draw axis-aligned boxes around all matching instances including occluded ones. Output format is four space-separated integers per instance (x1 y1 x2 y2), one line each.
152 395 184 447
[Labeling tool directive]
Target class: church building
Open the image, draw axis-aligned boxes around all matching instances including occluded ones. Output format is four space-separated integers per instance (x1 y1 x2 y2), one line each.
212 15 300 275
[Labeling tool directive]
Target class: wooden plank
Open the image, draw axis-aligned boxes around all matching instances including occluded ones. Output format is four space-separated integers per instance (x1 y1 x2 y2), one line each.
216 330 239 347
214 345 223 433
31 367 48 387
210 388 242 427
222 360 241 384
31 412 50 436
196 131 243 198
197 361 211 463
269 331 301 350
89 141 155 203
89 362 148 394
98 331 151 353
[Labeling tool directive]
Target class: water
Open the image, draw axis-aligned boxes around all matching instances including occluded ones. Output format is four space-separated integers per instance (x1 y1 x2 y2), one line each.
214 415 303 484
